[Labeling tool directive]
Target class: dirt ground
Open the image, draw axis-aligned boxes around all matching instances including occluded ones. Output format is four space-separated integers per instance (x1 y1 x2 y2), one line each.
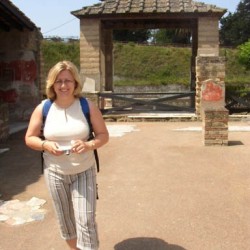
0 121 250 250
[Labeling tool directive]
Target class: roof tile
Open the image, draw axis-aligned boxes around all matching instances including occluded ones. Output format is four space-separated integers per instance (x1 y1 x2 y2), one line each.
72 0 226 16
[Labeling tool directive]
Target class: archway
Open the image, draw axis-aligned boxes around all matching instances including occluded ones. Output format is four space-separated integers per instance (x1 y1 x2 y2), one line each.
72 0 226 116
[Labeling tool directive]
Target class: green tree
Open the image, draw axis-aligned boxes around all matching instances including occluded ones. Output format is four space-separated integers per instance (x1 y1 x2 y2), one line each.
151 29 191 45
220 0 250 46
152 29 174 45
113 29 151 43
238 40 250 69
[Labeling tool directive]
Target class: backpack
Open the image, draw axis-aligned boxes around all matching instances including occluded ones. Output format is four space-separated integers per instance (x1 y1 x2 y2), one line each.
41 97 100 173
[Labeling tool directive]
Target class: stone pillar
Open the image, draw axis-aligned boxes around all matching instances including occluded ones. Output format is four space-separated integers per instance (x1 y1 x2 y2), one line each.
80 19 102 92
196 56 228 146
196 56 226 116
101 28 113 92
195 16 229 146
195 16 223 115
202 107 228 146
200 78 228 146
197 17 220 57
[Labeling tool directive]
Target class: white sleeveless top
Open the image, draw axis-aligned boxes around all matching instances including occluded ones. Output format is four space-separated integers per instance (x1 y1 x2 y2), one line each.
43 98 95 175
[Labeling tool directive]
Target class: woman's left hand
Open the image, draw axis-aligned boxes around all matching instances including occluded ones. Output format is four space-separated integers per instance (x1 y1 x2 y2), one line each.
71 140 92 154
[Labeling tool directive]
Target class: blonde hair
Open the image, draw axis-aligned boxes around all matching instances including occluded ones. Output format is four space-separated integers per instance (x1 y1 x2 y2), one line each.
45 61 82 100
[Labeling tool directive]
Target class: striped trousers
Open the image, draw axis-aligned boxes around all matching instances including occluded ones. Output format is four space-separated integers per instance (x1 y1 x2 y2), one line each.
44 166 99 250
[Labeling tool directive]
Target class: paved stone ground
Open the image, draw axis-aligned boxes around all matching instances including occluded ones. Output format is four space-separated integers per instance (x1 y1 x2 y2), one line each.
0 121 250 250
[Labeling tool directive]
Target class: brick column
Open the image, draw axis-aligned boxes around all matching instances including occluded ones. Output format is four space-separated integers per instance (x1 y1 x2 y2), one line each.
196 56 226 116
197 17 220 57
200 78 229 146
202 107 228 146
80 19 101 92
196 50 228 145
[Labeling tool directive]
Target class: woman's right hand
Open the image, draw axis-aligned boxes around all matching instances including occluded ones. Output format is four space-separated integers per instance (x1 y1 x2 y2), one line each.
43 141 64 156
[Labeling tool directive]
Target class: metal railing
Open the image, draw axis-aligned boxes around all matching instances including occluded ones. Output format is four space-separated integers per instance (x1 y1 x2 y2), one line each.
99 91 196 114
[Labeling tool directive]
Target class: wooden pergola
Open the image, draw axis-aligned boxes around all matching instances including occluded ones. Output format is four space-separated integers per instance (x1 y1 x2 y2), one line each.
72 0 226 91
73 0 231 145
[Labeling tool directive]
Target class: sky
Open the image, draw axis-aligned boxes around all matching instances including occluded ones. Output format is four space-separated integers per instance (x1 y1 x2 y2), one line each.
11 0 240 38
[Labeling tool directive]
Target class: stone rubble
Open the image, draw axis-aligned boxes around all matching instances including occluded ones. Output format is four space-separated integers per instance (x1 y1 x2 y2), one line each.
107 124 139 137
0 197 46 226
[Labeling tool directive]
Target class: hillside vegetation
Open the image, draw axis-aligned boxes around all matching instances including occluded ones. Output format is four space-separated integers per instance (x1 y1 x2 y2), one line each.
42 41 250 89
113 43 191 86
42 40 80 77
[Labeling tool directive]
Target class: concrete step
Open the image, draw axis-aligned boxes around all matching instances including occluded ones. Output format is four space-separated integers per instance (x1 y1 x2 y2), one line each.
103 112 250 122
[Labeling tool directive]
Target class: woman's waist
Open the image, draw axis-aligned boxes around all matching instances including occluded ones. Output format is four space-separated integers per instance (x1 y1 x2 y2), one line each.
43 152 95 175
45 139 84 150
43 150 94 164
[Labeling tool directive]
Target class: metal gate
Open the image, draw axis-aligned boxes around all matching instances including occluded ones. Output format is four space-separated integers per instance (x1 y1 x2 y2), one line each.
226 91 250 114
99 91 196 114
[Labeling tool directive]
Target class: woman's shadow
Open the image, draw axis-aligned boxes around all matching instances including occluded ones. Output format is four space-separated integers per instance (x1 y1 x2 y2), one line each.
114 237 187 250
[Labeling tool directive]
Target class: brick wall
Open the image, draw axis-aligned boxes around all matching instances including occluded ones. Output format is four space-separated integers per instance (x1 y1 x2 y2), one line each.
202 108 229 146
80 19 101 92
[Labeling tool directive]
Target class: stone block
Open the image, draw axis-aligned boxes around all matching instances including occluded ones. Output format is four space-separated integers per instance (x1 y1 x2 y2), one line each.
202 107 229 146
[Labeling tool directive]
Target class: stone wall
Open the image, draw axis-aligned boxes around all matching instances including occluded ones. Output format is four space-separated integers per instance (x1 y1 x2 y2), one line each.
95 85 193 110
0 103 9 141
114 85 189 93
0 29 42 122
0 28 42 141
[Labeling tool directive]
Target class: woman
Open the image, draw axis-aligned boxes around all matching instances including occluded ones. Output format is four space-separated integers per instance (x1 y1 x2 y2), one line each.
25 61 109 250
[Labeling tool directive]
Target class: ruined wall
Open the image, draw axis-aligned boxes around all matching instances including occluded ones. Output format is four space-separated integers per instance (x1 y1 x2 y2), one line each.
0 28 42 141
0 29 42 122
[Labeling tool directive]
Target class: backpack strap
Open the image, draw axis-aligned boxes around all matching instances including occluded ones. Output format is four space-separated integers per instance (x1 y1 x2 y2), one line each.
80 97 100 173
40 99 53 173
42 99 53 124
79 97 91 128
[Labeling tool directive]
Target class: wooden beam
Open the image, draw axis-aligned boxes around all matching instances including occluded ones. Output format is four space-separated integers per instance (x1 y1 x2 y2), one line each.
102 18 197 30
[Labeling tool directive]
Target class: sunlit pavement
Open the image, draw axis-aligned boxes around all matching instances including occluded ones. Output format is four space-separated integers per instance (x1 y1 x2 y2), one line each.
1 120 250 250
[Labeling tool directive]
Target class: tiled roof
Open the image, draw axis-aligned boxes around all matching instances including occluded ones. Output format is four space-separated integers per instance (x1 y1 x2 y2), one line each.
72 0 226 17
0 0 38 31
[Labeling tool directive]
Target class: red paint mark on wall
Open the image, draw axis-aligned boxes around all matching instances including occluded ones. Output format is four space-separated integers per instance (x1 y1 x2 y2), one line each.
0 59 37 104
23 60 37 82
0 89 18 103
202 81 223 102
8 60 37 82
